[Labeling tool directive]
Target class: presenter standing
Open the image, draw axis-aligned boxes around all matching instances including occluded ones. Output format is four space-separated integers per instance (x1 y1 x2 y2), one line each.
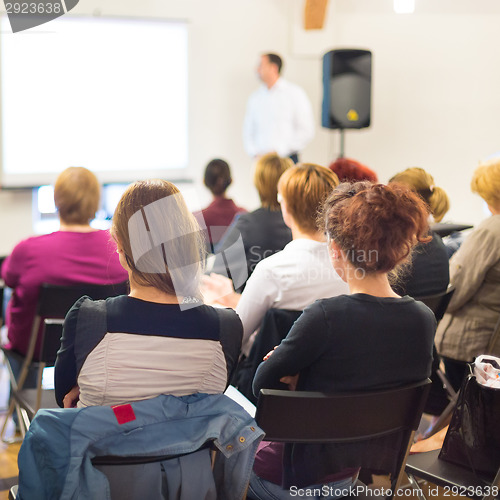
243 53 315 163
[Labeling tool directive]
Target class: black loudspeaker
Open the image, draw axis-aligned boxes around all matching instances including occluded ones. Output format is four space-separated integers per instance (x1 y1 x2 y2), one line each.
322 49 372 130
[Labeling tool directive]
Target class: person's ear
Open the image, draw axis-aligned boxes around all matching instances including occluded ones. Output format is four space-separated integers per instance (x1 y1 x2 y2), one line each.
114 238 124 254
329 239 341 260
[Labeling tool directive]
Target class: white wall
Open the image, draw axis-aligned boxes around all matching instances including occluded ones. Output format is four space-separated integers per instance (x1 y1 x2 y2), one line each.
0 0 499 255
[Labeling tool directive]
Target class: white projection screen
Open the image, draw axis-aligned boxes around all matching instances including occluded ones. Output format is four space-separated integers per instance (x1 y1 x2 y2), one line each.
0 16 188 188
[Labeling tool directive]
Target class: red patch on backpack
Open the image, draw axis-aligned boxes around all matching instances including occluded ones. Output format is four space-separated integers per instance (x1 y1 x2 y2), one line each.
112 404 136 425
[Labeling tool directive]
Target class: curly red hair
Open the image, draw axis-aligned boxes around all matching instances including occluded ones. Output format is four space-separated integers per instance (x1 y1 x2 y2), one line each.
322 182 430 273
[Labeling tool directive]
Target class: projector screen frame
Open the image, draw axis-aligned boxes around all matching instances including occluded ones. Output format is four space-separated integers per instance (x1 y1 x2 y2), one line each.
0 13 191 189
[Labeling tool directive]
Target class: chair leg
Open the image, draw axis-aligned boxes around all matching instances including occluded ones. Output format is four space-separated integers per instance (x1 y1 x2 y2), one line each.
35 362 45 415
17 406 29 438
394 430 415 494
423 397 456 438
482 467 500 500
0 399 16 441
437 369 457 399
0 398 23 444
406 472 428 500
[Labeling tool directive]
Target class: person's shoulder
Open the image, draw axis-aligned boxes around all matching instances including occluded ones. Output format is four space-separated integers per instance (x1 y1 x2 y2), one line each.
87 229 114 242
237 208 266 226
312 295 351 312
10 231 63 257
280 78 308 95
478 214 500 231
247 85 266 101
252 244 288 270
212 305 241 323
297 297 346 326
458 215 500 249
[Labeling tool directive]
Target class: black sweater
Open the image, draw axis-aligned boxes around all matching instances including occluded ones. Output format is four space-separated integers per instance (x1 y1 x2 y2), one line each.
253 293 435 395
252 293 435 488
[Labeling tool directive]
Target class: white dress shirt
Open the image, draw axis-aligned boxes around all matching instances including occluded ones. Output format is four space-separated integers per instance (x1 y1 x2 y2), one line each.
243 78 315 158
236 238 349 355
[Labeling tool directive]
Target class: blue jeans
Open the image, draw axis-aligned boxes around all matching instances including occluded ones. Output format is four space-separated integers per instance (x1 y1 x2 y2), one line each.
248 471 358 500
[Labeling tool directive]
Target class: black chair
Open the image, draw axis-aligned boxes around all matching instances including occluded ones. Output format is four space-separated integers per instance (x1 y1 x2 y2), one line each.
90 441 216 500
254 379 432 500
232 308 302 404
1 281 129 441
415 286 458 435
9 444 218 500
11 394 263 500
416 285 455 323
406 449 500 500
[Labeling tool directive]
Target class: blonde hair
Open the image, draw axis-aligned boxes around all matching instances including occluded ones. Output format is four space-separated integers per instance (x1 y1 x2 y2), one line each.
254 153 293 210
54 167 100 225
471 158 500 209
278 163 339 234
111 179 205 299
389 167 449 222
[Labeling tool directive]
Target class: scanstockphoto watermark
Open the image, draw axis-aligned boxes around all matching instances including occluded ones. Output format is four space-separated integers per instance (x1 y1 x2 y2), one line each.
128 191 249 310
288 484 395 497
288 484 470 497
3 0 79 33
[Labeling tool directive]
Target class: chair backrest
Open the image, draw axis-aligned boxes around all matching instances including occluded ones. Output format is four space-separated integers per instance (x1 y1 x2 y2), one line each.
30 281 129 347
255 379 431 497
256 380 431 443
40 319 64 365
36 281 129 318
416 285 455 323
233 308 302 403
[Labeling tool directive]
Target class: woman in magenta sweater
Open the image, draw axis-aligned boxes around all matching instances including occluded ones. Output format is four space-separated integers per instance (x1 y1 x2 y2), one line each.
1 167 127 359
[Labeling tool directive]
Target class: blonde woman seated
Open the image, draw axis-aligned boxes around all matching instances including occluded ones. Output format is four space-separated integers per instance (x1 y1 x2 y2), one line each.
436 158 500 391
55 180 242 408
389 167 450 298
203 163 349 356
212 153 293 284
1 167 127 361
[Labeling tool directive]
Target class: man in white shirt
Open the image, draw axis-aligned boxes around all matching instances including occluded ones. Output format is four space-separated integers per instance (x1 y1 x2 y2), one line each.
243 53 315 163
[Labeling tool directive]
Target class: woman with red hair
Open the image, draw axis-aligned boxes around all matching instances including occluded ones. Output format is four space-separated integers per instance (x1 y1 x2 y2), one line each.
249 182 435 500
328 157 378 183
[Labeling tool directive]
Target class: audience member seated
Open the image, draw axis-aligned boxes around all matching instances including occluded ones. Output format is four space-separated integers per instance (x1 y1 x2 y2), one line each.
211 153 293 286
1 167 127 365
55 179 242 408
203 163 349 357
328 157 378 182
436 158 500 391
389 167 450 297
248 182 436 500
197 158 246 249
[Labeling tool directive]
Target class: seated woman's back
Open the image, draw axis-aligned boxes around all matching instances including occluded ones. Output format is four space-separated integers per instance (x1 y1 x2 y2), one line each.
389 167 451 298
260 294 434 395
55 179 242 408
249 182 436 500
1 167 127 358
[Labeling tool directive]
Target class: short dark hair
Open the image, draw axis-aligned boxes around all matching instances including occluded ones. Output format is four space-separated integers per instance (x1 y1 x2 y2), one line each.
265 53 283 74
204 158 232 196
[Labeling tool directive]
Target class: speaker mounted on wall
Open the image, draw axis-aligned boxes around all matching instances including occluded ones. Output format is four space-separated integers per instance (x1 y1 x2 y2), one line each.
322 49 372 130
